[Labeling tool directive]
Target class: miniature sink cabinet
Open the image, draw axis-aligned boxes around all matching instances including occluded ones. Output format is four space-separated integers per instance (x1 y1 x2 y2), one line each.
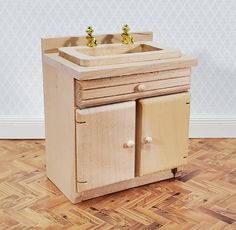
42 32 197 203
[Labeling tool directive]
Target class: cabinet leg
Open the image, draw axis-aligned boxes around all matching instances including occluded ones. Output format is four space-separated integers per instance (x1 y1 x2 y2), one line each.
171 168 178 178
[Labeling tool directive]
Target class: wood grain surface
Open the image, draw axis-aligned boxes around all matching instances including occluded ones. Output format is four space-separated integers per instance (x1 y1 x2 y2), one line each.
136 93 190 176
43 63 77 202
76 101 135 192
0 139 236 229
75 68 191 108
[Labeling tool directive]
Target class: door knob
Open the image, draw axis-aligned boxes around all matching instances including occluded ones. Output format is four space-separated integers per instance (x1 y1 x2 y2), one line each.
124 140 135 148
144 136 152 144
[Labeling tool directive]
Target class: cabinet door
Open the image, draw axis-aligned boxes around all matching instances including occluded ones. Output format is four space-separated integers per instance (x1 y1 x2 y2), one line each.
136 93 190 176
76 101 135 192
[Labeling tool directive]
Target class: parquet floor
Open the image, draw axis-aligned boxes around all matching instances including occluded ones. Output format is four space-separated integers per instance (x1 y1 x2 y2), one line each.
0 139 236 229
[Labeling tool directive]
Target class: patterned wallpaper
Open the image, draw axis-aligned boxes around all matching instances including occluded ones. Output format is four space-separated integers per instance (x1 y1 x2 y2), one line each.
0 0 236 118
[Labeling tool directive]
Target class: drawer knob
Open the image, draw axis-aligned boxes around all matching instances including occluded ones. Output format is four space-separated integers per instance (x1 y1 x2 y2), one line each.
136 84 146 92
144 136 152 144
124 140 135 148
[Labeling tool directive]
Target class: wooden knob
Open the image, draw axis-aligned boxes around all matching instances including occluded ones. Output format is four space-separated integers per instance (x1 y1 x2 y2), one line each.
135 84 146 92
124 140 135 148
144 136 152 144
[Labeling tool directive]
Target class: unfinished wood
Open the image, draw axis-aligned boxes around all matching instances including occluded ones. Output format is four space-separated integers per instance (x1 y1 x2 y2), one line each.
77 76 190 100
76 85 189 109
43 63 77 202
41 32 153 53
78 68 191 90
75 168 182 202
44 53 197 80
136 93 190 176
58 41 181 67
76 101 136 192
41 32 197 207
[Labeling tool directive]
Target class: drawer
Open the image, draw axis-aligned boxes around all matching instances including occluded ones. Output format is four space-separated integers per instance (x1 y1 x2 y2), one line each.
75 68 191 108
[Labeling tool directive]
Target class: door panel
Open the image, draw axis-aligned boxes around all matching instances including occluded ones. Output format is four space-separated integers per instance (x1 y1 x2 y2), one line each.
136 93 190 176
76 101 135 192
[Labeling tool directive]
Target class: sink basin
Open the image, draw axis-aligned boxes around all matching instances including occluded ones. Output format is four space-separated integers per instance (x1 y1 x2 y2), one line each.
76 44 161 56
58 41 181 67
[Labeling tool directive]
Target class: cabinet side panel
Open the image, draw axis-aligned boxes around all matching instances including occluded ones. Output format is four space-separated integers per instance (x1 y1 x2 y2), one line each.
43 62 76 201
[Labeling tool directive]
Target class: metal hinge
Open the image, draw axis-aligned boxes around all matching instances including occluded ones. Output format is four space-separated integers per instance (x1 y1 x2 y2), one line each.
77 180 88 184
77 121 86 124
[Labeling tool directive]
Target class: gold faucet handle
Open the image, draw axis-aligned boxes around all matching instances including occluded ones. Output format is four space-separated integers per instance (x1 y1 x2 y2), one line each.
86 26 94 35
85 26 97 47
122 24 130 34
121 24 134 44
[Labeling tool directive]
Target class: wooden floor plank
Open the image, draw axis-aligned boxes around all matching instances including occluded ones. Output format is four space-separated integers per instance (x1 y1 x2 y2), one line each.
0 139 236 228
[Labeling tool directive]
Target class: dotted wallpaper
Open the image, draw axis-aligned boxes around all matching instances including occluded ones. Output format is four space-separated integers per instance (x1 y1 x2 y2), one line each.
0 0 236 118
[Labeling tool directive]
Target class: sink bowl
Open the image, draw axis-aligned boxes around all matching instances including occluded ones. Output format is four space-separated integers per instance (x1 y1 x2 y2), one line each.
58 41 181 67
76 44 161 56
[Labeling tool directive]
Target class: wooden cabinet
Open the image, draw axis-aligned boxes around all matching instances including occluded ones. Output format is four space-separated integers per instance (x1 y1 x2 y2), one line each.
42 34 196 203
76 101 136 192
136 92 190 176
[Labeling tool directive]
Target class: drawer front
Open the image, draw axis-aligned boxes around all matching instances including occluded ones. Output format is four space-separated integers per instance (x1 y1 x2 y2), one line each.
79 76 190 100
75 68 191 108
76 101 135 192
136 93 190 176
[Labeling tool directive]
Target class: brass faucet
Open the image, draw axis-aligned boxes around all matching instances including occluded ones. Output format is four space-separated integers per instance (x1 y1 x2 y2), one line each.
121 24 134 45
86 26 97 47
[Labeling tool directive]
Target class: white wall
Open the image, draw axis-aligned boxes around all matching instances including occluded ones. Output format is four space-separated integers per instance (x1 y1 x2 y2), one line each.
0 0 236 138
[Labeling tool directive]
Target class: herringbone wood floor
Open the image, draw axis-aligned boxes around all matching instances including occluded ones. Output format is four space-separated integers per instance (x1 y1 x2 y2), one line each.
0 139 236 229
